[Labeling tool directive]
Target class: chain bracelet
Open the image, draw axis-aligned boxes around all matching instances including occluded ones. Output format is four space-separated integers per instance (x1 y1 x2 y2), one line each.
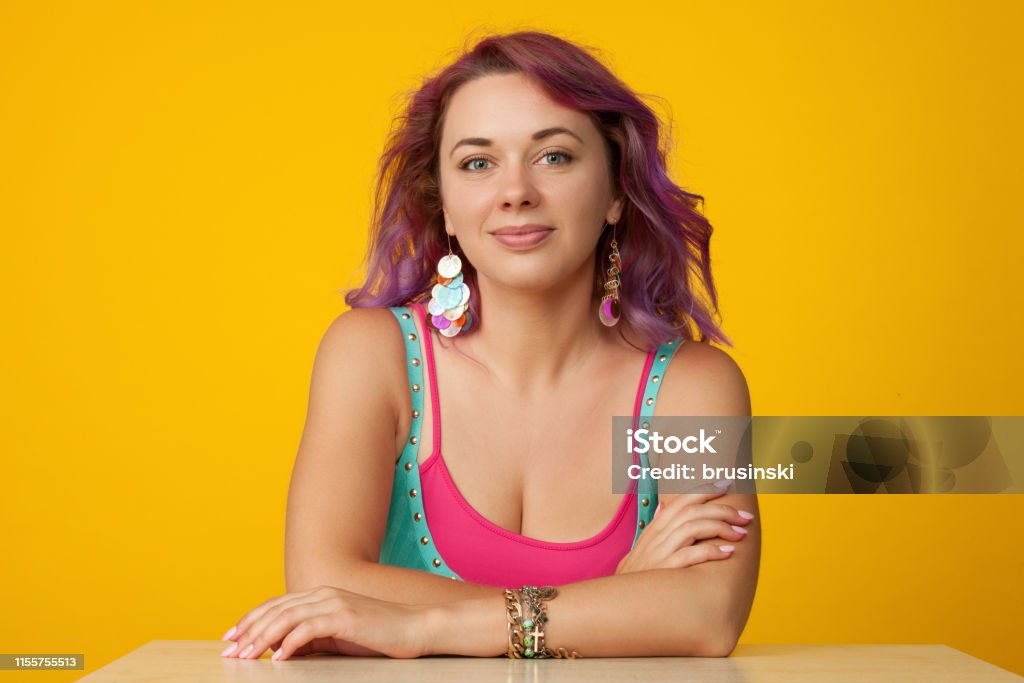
517 586 583 659
504 586 583 659
504 588 526 658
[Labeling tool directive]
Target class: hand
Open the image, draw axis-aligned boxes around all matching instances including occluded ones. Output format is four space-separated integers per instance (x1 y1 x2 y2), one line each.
614 485 754 574
220 585 430 660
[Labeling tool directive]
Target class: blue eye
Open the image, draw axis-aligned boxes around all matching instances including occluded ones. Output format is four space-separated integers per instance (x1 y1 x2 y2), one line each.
541 151 573 165
462 157 491 171
458 150 574 172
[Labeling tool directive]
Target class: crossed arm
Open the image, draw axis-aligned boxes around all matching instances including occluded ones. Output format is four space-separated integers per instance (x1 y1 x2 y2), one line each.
254 309 759 658
284 499 759 657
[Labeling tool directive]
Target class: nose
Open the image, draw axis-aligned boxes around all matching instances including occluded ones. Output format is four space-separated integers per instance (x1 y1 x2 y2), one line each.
498 163 540 209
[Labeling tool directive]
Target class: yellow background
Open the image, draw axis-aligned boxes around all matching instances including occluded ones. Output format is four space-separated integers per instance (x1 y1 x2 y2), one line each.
2 1 1022 678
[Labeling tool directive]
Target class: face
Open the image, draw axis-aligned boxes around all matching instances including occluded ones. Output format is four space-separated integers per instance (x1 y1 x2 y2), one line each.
437 72 623 294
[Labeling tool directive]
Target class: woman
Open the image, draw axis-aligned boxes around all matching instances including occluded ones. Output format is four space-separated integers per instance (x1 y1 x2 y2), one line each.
220 30 759 661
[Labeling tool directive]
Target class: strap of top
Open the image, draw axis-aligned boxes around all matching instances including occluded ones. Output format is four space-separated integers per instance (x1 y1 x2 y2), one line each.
632 337 687 547
386 305 460 579
638 339 684 425
389 306 426 464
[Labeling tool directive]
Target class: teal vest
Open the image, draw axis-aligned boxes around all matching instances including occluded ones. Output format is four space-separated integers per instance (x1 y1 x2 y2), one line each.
377 305 684 579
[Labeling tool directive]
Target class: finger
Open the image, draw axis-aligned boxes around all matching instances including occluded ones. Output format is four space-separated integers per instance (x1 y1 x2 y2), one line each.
638 494 737 558
223 595 291 643
228 593 323 659
231 593 327 659
271 640 315 658
222 597 299 658
236 601 332 660
653 492 725 524
666 477 734 497
634 518 741 573
667 541 737 568
224 587 321 643
646 495 718 544
268 634 319 656
657 488 730 513
675 503 753 528
272 616 337 661
658 519 748 555
651 494 729 533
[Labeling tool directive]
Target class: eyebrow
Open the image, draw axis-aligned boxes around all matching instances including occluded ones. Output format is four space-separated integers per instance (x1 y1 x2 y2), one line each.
448 127 584 158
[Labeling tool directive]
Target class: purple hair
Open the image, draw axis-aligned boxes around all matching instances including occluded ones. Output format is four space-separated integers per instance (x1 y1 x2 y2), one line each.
344 29 732 349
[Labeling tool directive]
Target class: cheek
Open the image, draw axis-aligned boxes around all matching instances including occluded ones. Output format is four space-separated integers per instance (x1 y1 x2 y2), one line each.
555 168 611 211
444 186 492 220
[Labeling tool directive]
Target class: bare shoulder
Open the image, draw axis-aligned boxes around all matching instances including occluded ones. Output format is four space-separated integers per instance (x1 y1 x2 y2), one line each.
656 342 760 587
320 306 404 352
657 340 751 417
285 306 412 579
313 307 408 417
317 306 409 362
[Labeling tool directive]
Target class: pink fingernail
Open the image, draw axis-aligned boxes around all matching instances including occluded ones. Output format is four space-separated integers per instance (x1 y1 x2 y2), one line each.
730 525 747 535
720 545 735 552
738 510 755 520
221 643 238 657
272 650 282 661
222 626 237 641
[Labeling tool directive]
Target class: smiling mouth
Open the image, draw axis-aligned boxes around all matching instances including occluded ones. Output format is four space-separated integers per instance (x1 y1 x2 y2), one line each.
490 229 554 250
489 225 554 236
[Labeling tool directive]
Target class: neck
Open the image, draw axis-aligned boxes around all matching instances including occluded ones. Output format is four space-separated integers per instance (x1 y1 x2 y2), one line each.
453 265 615 396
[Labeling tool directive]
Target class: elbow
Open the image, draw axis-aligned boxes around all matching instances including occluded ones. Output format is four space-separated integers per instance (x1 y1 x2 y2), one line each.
691 572 756 657
693 605 743 657
696 631 739 658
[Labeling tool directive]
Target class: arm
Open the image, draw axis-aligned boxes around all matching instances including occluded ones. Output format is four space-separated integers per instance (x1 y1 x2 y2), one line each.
429 341 759 658
284 315 757 656
282 308 505 603
430 559 757 657
638 341 760 654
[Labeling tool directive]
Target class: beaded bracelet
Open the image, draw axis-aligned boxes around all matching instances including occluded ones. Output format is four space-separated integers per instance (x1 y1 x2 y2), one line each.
503 586 582 659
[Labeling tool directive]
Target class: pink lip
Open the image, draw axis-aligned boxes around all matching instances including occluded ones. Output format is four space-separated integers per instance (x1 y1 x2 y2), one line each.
491 229 554 250
490 224 553 235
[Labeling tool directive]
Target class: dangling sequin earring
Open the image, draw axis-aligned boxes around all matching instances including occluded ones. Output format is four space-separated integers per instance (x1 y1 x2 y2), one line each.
428 230 473 337
598 222 622 327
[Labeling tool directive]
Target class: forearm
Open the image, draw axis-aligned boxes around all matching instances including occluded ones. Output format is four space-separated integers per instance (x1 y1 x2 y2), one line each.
287 558 504 604
428 568 741 658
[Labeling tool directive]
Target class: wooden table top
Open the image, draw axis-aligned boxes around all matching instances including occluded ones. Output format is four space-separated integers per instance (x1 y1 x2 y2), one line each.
77 640 1021 682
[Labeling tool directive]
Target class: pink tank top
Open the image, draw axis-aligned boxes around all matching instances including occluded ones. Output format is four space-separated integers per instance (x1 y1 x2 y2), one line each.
410 302 655 587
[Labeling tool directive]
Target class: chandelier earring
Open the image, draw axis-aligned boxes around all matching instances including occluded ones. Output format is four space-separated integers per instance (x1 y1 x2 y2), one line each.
428 228 473 337
598 222 622 327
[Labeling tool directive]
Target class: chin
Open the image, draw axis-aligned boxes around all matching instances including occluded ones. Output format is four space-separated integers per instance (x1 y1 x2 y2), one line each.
496 268 576 295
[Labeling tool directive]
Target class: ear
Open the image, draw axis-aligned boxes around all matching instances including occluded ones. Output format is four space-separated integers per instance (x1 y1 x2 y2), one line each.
442 207 454 235
607 195 624 226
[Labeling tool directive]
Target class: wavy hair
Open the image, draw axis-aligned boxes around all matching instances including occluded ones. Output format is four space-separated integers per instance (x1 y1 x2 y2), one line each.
344 29 732 349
